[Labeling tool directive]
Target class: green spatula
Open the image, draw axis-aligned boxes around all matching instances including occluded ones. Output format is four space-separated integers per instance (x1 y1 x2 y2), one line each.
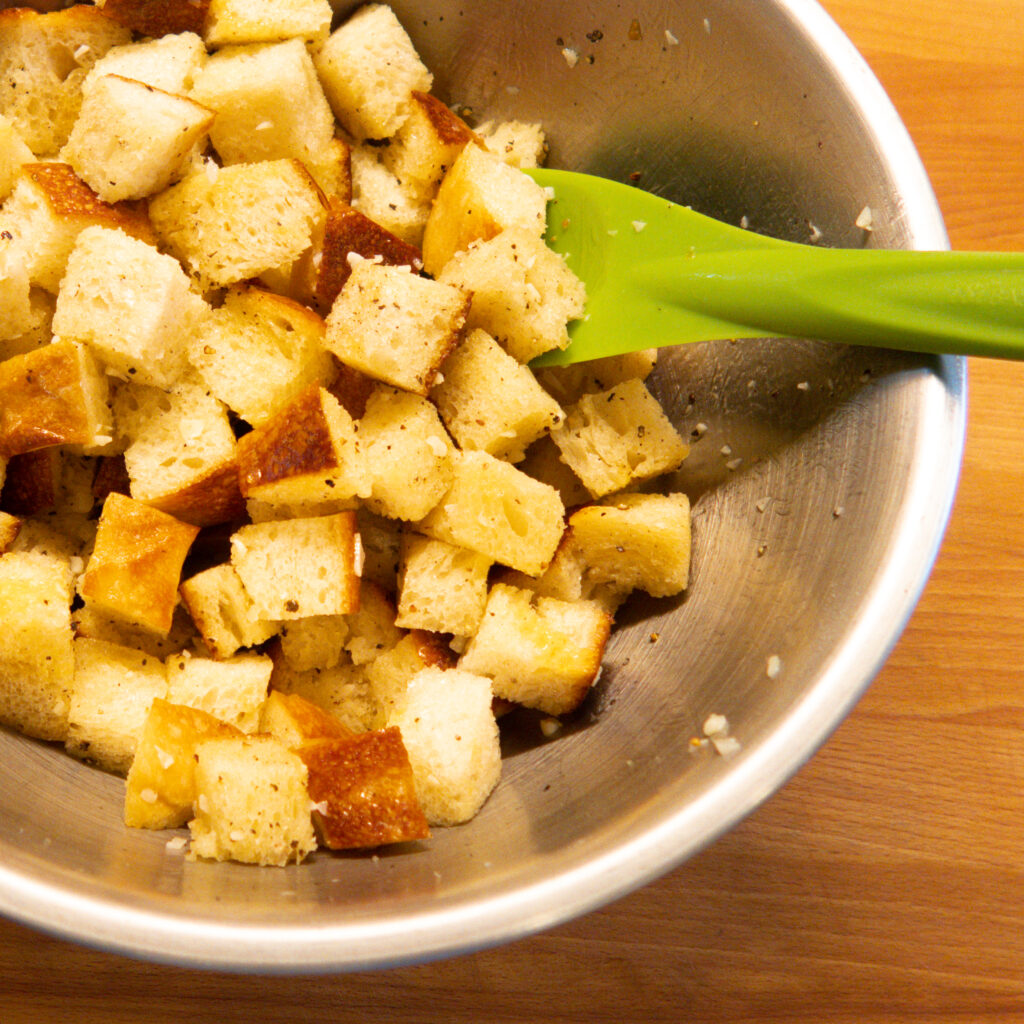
526 167 1024 367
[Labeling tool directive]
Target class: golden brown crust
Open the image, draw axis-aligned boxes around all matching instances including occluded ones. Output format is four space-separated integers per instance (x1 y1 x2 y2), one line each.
262 690 353 744
410 90 476 148
146 457 246 528
97 0 211 38
0 511 21 552
327 360 376 421
0 448 59 516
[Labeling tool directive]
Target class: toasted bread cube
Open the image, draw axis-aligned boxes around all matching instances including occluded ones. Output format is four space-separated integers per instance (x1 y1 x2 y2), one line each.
97 0 210 38
259 689 352 747
304 135 353 204
270 657 385 734
0 162 155 294
568 492 692 599
1 449 60 516
299 728 429 849
189 284 335 428
357 386 454 521
179 563 279 660
191 39 334 167
396 534 491 637
313 3 431 140
349 143 430 246
204 0 332 46
324 261 469 395
82 31 207 96
231 513 360 621
236 385 367 505
459 583 612 716
390 666 500 826
0 551 74 741
149 159 327 290
65 637 168 774
0 6 131 157
343 578 401 665
438 228 586 363
384 91 477 202
61 74 214 203
478 119 548 169
421 144 547 276
79 493 199 635
0 243 35 344
365 629 454 721
417 449 565 577
0 340 111 459
189 734 316 866
0 288 55 365
432 328 564 462
123 697 241 830
53 226 209 387
314 202 423 311
0 511 20 552
551 379 690 498
517 434 591 510
355 507 401 592
115 376 243 527
535 349 659 407
165 649 272 733
278 615 349 672
0 114 33 203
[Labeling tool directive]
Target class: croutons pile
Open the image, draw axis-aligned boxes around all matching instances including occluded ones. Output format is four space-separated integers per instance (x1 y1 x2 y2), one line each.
0 0 693 866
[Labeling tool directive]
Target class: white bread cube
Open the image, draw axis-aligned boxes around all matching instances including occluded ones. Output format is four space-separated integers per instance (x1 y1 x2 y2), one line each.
65 636 168 774
96 0 209 39
231 513 361 621
0 244 37 347
313 3 432 140
82 31 207 97
189 284 335 428
79 492 199 636
270 658 385 734
324 260 469 395
535 349 659 407
343 579 403 665
189 734 317 866
61 74 215 203
53 225 209 388
421 144 548 276
1 162 156 294
124 697 242 830
478 119 548 169
0 287 54 365
0 114 33 202
259 689 353 748
0 340 111 460
517 434 591 510
431 328 564 462
396 534 491 637
365 629 454 721
149 159 327 291
389 666 500 826
179 563 280 660
165 649 273 733
204 0 332 47
304 135 353 204
551 379 690 498
349 143 430 246
438 228 586 363
73 601 202 661
417 449 565 577
191 39 335 167
0 551 75 741
278 614 349 672
459 582 612 716
358 385 454 521
0 6 131 157
236 385 367 505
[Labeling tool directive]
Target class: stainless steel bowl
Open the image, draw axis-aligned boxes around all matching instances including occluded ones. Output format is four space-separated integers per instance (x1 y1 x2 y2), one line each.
0 0 964 971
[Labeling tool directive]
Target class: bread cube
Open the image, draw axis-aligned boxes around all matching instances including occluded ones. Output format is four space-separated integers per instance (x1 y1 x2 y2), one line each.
203 0 332 46
314 202 423 311
478 119 548 169
313 3 432 140
97 0 210 38
61 75 214 203
535 349 659 407
149 159 327 290
0 551 75 741
79 492 200 635
65 637 168 774
236 385 366 506
421 144 548 276
270 658 385 734
191 39 334 167
0 114 33 203
259 689 352 747
0 244 37 346
0 6 131 157
358 386 454 521
231 513 360 621
304 135 353 204
459 583 612 716
349 143 430 246
1 449 60 516
189 284 335 428
390 666 500 826
432 328 564 462
396 534 491 637
278 615 349 672
324 260 469 395
189 734 316 866
299 728 430 849
517 434 591 510
123 697 241 830
165 649 272 733
1 163 155 295
343 580 402 665
0 510 20 552
365 629 454 721
82 31 207 97
438 228 586 363
550 379 690 498
354 507 402 591
417 449 565 577
0 340 111 460
179 563 279 660
73 600 201 656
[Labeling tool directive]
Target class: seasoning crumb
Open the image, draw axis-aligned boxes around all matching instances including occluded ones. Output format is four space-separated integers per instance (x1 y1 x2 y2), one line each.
856 205 874 231
726 457 743 471
693 421 708 437
539 717 562 738
808 222 823 243
649 632 660 643
703 17 711 34
165 836 187 852
664 28 679 45
720 443 732 456
561 46 579 68
755 497 769 513
796 380 810 391
702 713 729 737
757 543 768 556
766 654 782 679
631 220 647 232
711 735 742 758
832 505 844 518
740 215 750 229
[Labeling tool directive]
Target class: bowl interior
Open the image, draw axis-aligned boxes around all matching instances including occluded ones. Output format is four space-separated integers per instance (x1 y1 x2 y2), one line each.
0 0 963 970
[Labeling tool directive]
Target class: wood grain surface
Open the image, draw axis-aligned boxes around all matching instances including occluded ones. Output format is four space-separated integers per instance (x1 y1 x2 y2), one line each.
3 2 1024 1021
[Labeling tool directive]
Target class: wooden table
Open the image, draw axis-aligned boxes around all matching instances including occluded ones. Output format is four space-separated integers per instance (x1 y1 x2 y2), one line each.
3 2 1024 1020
